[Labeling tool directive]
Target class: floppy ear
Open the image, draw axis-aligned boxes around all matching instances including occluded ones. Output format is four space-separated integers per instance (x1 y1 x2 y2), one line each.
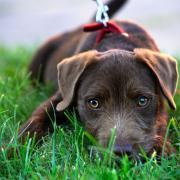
134 48 178 110
56 50 99 111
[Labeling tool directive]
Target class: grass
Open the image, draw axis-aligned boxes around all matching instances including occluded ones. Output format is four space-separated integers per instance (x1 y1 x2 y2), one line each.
0 46 180 179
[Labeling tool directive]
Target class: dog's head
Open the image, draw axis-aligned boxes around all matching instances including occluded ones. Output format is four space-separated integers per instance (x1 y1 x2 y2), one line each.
56 49 178 156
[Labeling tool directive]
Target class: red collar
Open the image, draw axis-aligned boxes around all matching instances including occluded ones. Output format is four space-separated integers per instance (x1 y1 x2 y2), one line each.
83 20 128 45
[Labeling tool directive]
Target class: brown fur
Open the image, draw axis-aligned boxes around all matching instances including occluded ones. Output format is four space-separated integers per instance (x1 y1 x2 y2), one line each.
19 4 178 157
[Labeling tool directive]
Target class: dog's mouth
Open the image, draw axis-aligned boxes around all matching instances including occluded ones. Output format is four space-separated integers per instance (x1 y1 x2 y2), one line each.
87 134 155 158
87 142 150 161
81 118 156 158
113 143 133 156
112 143 152 157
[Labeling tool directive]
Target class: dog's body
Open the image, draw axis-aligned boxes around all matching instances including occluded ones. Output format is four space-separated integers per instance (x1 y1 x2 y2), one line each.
30 21 159 89
19 0 178 157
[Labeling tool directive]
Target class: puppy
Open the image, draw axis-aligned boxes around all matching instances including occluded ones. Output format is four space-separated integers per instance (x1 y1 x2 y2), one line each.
19 0 178 157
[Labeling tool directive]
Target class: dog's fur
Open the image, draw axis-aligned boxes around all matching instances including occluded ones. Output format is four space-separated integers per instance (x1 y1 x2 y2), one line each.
19 0 178 156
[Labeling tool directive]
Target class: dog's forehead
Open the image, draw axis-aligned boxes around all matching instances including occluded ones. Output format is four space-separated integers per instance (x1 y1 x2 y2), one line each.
95 50 153 81
97 49 135 63
98 50 136 72
79 50 156 95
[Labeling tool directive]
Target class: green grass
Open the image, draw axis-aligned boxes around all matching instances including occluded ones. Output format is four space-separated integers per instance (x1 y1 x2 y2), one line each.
0 46 180 179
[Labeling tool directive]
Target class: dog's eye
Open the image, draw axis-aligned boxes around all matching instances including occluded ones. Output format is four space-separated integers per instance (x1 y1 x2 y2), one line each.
137 96 149 107
87 98 100 109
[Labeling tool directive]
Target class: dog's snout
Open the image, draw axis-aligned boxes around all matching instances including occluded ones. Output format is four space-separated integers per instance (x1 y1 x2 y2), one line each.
114 144 132 156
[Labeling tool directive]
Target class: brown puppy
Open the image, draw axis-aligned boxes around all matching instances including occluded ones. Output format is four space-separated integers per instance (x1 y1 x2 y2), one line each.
19 1 178 157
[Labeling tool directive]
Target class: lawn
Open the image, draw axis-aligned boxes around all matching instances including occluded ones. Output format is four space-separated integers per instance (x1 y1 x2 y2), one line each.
0 46 179 179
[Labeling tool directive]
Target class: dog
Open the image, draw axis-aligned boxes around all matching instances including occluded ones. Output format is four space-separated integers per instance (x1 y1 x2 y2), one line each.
19 0 178 157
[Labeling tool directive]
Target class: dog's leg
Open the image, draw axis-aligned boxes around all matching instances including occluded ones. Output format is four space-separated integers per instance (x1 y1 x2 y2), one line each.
152 100 176 156
18 93 66 142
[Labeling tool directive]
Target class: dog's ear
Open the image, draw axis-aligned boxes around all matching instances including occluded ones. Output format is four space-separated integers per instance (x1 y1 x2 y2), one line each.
56 50 99 111
134 48 178 110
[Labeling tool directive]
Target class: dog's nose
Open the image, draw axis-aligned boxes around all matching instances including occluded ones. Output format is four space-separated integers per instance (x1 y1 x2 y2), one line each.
114 144 132 156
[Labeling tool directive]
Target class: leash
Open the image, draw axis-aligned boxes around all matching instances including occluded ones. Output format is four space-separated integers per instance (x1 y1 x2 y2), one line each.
83 0 128 45
93 0 109 27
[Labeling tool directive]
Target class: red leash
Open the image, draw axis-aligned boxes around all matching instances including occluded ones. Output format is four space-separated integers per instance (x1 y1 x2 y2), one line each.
83 20 128 45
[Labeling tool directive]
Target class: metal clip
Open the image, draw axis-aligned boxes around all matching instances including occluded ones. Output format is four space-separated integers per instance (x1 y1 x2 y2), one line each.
94 0 109 26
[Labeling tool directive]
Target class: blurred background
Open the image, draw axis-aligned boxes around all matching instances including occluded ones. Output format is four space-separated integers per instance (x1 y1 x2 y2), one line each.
0 0 180 53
